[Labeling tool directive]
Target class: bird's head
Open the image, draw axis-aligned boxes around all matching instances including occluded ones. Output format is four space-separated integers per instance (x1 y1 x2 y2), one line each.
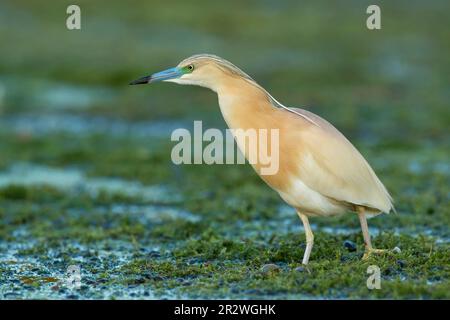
129 54 253 92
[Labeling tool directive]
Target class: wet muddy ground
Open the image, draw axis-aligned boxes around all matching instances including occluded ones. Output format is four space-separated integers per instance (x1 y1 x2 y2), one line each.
0 114 448 299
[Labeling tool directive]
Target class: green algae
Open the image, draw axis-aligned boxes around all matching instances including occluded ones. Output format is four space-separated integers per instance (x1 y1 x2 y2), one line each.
0 127 448 298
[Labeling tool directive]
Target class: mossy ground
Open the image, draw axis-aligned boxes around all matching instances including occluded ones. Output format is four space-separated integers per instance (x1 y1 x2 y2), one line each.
0 0 449 299
0 131 448 299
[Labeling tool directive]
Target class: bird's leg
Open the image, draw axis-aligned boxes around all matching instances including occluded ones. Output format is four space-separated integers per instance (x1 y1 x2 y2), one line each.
297 211 314 267
357 207 389 260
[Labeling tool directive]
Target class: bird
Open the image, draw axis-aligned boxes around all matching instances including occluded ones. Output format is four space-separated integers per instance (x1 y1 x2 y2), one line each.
130 54 395 266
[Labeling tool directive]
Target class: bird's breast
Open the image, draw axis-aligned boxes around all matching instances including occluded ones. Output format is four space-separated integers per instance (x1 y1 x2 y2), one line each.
218 96 305 191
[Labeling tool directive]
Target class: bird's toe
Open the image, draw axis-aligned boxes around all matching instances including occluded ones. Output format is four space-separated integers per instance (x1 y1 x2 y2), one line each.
362 248 394 260
294 264 311 274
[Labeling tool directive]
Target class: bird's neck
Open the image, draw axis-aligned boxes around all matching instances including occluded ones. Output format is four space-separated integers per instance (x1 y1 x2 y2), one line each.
216 77 275 129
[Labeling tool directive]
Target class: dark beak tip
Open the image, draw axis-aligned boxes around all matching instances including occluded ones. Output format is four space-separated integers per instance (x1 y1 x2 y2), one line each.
129 76 151 85
129 80 146 85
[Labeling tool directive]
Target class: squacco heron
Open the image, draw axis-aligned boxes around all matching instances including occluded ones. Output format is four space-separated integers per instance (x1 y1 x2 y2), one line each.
130 54 394 265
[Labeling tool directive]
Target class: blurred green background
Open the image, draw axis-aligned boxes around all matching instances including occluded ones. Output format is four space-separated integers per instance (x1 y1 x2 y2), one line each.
0 0 448 299
1 0 449 126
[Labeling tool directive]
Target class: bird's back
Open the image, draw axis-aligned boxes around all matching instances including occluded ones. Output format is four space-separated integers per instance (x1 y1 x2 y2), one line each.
285 107 394 215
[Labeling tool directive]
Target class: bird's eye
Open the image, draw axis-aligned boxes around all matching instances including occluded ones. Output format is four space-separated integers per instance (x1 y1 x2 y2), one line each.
187 64 194 71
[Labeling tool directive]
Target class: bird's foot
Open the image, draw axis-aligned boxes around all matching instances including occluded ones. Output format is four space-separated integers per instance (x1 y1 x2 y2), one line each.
304 265 311 274
295 264 311 274
362 248 394 260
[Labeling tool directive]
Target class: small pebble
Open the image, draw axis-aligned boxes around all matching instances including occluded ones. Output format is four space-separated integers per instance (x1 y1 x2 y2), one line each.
397 260 407 268
261 264 280 274
385 267 396 276
343 240 357 252
393 247 401 253
148 251 161 258
294 266 306 272
134 277 146 284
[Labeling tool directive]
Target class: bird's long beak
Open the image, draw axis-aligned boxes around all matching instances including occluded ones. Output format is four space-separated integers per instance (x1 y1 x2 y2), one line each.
129 67 182 85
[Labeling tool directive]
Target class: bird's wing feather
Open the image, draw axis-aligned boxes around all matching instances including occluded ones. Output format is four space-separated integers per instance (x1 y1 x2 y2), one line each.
289 108 393 213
